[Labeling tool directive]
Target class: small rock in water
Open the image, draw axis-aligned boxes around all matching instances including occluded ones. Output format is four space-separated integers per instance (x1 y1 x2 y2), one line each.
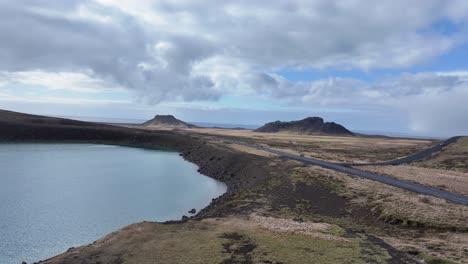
22 262 27 264
189 208 196 214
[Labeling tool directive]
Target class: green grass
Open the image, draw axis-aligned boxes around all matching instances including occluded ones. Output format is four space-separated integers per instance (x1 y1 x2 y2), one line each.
46 219 396 264
422 254 458 264
251 229 391 264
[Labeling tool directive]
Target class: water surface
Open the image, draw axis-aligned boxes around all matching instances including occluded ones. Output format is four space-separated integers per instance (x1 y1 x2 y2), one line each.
0 143 226 264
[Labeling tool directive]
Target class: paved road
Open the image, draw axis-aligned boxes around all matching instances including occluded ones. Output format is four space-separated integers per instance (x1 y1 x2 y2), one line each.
350 136 462 166
220 138 468 206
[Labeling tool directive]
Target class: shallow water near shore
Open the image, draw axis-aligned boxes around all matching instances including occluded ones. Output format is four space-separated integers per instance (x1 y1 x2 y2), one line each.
0 143 226 264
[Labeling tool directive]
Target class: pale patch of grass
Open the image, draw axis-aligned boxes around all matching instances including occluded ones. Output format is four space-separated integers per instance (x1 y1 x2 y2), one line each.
249 213 348 241
224 143 277 157
183 127 434 163
358 165 468 196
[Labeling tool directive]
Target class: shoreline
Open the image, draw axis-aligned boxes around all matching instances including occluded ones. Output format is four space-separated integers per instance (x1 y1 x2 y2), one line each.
0 115 259 221
0 141 228 264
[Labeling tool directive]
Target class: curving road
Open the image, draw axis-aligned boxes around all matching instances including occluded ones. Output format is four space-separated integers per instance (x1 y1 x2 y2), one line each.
220 138 468 206
349 136 463 166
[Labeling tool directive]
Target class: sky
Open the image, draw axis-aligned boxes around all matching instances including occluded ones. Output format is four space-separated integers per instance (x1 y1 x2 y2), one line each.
1 1 468 137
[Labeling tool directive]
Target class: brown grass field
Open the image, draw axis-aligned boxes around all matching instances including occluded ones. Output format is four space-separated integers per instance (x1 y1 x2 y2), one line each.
415 137 468 173
183 128 436 163
358 165 468 196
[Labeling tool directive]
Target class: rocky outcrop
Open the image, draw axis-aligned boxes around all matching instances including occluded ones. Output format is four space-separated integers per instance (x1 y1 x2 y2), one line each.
255 117 353 136
141 115 196 128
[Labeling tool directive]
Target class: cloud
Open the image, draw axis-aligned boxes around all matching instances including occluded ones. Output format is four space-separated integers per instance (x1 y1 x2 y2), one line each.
0 0 220 102
405 89 468 135
383 73 468 135
256 71 468 135
1 1 468 101
1 1 468 135
0 93 129 105
121 1 467 69
0 70 124 93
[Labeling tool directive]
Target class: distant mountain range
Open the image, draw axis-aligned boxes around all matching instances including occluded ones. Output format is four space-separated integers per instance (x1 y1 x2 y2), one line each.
141 115 353 136
255 117 354 136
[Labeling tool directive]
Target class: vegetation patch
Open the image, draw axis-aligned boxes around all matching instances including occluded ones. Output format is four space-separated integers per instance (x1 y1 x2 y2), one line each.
42 217 403 264
220 232 256 264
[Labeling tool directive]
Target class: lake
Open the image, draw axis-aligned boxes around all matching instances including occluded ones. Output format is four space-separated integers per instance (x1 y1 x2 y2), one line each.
0 143 226 264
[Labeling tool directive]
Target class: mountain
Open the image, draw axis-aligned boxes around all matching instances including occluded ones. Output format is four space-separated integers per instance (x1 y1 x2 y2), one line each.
141 115 197 128
255 117 354 136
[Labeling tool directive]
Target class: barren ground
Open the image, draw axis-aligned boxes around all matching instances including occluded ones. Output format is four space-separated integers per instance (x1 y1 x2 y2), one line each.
2 112 466 264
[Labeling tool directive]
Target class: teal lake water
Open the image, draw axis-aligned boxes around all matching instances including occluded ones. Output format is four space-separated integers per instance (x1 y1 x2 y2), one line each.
0 143 226 264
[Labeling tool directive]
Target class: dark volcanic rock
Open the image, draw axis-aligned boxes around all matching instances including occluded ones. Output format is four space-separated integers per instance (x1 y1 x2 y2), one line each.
255 117 353 136
188 208 196 214
141 114 196 128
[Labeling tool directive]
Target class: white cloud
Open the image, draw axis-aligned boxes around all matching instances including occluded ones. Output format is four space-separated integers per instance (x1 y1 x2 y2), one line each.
258 71 468 135
0 70 124 93
1 1 468 102
0 92 129 105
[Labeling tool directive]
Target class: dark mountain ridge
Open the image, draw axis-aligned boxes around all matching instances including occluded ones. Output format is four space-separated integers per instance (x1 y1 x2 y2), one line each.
255 117 353 136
